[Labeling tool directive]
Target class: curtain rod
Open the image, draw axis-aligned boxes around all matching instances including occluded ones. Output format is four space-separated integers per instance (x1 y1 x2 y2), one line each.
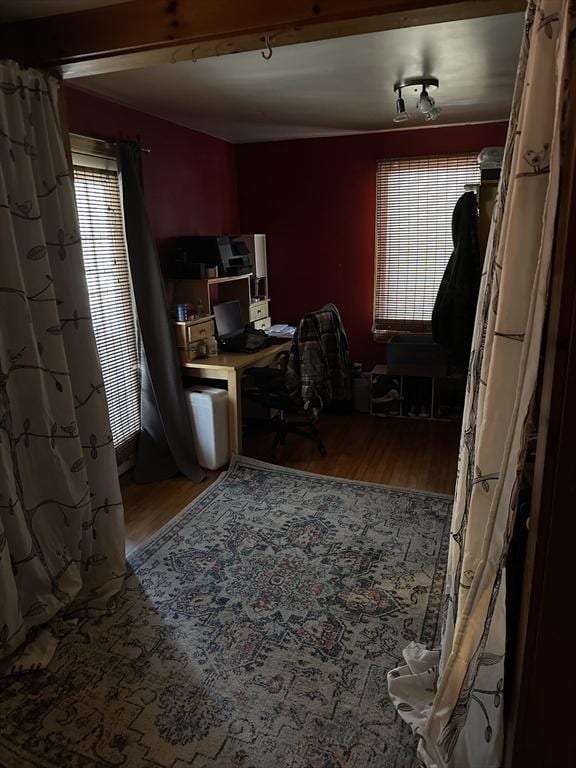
70 132 151 153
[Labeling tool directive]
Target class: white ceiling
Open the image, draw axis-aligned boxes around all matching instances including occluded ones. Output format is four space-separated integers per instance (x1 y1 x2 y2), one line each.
0 0 130 23
73 12 524 144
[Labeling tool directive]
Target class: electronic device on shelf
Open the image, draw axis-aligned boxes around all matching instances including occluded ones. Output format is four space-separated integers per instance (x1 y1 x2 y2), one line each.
167 236 251 279
226 239 252 276
230 234 268 299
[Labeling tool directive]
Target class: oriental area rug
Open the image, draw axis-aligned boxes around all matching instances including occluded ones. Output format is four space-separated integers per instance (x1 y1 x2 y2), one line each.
0 456 452 768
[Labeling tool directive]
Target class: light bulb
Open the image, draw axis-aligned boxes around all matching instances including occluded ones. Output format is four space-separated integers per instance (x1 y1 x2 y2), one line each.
418 88 435 115
425 105 442 121
393 95 409 123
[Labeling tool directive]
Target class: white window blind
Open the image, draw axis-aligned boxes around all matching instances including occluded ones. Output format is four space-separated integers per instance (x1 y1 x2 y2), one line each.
72 149 140 467
374 153 480 335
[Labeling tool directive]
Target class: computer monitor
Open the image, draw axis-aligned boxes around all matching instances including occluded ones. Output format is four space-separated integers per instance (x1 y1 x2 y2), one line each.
213 300 244 340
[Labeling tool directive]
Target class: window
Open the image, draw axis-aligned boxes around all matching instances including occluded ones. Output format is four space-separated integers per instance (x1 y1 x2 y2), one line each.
373 153 480 336
72 138 140 468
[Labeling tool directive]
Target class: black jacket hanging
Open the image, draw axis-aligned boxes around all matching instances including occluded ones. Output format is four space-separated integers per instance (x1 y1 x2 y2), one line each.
432 191 482 369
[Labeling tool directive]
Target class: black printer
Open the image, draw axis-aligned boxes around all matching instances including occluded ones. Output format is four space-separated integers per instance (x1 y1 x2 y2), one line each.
167 236 252 279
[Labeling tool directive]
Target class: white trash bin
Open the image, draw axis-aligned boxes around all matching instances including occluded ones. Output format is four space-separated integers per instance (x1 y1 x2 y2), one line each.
185 386 230 470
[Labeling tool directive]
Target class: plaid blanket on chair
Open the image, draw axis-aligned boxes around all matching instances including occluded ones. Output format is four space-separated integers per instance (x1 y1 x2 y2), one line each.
285 303 351 410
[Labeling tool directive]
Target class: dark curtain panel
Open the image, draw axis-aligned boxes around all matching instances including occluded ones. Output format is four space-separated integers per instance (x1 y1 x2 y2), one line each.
118 141 204 483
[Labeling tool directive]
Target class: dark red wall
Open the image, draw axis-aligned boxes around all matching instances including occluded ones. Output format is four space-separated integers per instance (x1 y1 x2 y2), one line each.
65 90 508 368
237 122 508 368
65 87 239 259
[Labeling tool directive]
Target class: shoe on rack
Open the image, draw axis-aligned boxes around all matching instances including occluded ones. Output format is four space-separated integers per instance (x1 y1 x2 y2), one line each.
419 405 431 418
372 389 401 404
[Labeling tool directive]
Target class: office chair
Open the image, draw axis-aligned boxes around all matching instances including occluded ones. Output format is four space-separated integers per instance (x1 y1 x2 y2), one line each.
243 304 351 463
243 352 327 463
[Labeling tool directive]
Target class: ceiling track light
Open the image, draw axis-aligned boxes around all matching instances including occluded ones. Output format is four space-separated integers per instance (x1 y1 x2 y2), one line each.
392 76 442 124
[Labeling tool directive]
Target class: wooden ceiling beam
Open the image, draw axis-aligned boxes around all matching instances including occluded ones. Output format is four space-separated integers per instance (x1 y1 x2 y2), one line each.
0 0 526 79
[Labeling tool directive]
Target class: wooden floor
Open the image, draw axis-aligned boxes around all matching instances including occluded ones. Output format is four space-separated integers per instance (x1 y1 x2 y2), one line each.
122 413 460 554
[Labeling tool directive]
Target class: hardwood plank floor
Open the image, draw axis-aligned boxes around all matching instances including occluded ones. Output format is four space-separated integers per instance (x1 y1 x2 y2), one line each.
121 413 460 554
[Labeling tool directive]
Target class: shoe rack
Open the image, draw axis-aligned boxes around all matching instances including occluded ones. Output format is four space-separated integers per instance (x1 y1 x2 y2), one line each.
370 364 464 422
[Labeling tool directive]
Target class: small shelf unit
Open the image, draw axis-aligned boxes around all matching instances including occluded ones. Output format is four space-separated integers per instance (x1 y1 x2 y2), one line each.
172 272 271 330
370 364 465 422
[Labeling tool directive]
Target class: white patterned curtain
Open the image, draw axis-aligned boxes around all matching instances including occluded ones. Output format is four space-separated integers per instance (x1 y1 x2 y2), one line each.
0 61 125 671
388 2 574 765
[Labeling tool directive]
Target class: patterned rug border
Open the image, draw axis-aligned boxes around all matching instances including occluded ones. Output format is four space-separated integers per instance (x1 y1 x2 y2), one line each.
128 454 453 571
227 455 454 499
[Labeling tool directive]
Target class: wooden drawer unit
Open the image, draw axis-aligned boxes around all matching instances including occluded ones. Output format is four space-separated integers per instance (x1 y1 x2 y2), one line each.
173 316 214 347
253 316 271 331
249 300 269 323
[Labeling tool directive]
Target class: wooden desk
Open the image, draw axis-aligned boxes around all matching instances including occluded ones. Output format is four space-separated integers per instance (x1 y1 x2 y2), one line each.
181 341 292 455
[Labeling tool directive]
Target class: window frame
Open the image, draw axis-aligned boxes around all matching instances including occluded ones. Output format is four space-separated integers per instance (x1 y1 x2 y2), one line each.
372 152 481 340
71 134 141 473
